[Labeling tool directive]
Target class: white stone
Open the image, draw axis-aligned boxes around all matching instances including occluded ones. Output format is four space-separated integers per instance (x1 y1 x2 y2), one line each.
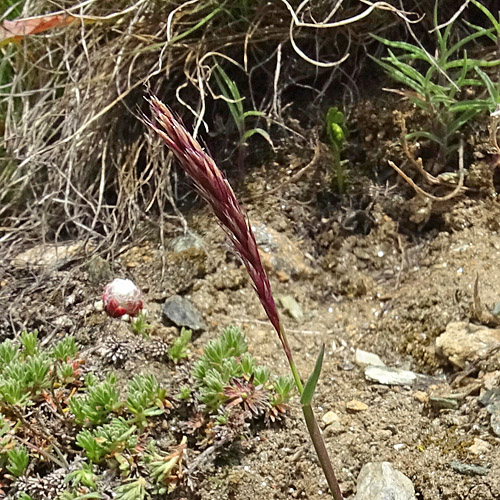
355 462 416 500
355 348 386 367
365 366 416 386
436 321 500 369
322 410 340 427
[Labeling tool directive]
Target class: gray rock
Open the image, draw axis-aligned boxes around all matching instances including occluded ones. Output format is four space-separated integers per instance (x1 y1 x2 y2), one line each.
86 256 113 285
169 232 203 253
479 388 500 411
277 295 303 321
355 462 416 500
11 242 85 270
162 295 206 331
429 396 459 410
491 412 500 437
251 222 313 279
449 461 490 476
436 321 500 369
365 366 444 387
355 348 386 367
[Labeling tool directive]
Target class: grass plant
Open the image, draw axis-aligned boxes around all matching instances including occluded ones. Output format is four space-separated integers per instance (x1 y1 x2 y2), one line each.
372 2 500 168
144 94 344 499
213 63 272 171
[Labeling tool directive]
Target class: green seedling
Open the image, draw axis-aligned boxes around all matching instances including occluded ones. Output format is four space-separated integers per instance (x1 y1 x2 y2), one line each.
69 374 122 426
52 336 79 361
64 462 98 489
168 327 192 364
176 385 191 400
20 330 38 357
76 418 138 464
326 106 349 194
0 339 18 369
130 311 151 337
126 374 167 428
143 437 186 494
114 477 147 500
24 354 51 392
6 445 29 477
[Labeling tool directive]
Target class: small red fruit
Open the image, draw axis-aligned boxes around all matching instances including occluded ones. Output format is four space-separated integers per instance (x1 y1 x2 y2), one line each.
102 278 143 318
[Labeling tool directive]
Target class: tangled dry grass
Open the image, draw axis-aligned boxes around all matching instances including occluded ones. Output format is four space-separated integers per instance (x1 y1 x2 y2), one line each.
0 0 495 260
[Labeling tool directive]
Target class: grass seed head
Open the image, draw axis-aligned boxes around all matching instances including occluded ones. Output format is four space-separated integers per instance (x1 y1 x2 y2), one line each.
144 95 282 342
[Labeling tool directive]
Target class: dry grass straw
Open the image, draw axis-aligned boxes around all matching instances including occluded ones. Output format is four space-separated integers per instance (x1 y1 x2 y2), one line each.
0 0 481 262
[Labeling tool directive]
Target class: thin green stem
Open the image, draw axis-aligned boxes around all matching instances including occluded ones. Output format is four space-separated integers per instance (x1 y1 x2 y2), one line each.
303 405 344 500
279 324 303 393
278 324 343 500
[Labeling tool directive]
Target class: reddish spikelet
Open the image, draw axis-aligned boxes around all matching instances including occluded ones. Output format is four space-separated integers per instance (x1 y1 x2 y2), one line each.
144 95 285 349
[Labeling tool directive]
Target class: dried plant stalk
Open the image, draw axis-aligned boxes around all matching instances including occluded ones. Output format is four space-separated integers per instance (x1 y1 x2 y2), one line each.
143 93 344 500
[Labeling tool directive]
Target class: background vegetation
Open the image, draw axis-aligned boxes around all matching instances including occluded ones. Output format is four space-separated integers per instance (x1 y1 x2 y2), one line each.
0 0 497 256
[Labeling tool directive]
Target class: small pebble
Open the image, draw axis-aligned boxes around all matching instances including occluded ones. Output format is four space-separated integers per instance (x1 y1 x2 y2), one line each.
449 461 490 477
355 348 385 367
322 411 340 427
429 396 459 410
346 400 368 412
468 438 491 455
413 391 429 403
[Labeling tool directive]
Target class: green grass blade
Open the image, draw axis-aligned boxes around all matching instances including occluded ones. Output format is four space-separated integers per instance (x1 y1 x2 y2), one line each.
300 345 324 406
213 66 244 133
371 56 425 95
386 50 426 86
215 64 244 117
408 96 431 112
470 0 500 33
444 58 500 71
448 100 491 112
447 108 482 136
241 110 265 119
406 130 445 146
241 127 273 147
447 26 496 56
370 34 428 59
463 20 497 43
475 67 499 105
